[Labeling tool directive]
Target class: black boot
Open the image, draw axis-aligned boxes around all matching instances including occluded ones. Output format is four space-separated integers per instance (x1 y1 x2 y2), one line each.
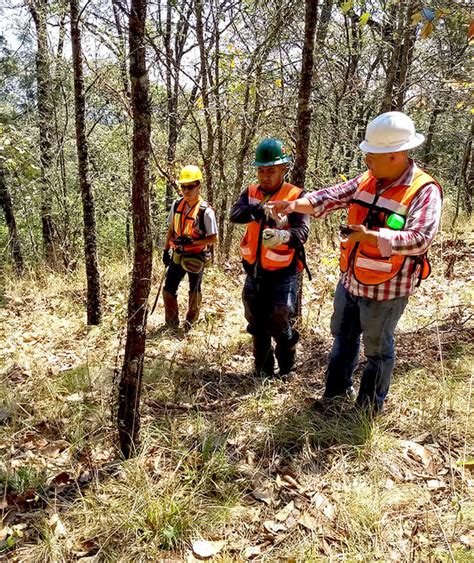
253 334 275 377
275 330 299 376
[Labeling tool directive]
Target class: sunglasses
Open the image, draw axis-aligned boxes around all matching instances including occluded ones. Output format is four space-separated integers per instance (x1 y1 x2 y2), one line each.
181 183 199 191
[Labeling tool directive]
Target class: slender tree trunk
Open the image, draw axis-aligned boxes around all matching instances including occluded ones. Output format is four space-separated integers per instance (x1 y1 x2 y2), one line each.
291 0 318 188
111 0 131 99
70 0 102 325
423 99 443 166
461 118 474 214
0 167 24 274
164 0 178 211
117 0 153 459
28 0 57 264
195 0 215 205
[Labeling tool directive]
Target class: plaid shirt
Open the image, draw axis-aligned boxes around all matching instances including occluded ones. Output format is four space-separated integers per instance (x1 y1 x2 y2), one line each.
306 161 442 300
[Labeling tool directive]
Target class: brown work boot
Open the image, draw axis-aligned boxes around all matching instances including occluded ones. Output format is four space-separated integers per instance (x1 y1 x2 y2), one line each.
163 289 179 327
184 291 202 331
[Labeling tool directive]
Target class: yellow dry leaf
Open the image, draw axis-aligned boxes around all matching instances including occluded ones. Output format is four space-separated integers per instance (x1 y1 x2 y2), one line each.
274 78 282 88
359 12 370 27
420 22 434 39
341 0 353 14
411 12 423 25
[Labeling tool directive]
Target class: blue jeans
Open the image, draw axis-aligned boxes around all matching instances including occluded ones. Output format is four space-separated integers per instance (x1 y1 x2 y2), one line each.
325 282 408 411
242 273 299 375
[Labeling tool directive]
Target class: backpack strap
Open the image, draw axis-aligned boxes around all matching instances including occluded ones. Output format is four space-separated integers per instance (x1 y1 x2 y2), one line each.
197 201 209 235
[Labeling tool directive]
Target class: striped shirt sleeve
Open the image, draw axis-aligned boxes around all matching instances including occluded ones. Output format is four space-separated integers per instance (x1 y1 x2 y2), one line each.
306 175 362 218
377 183 442 257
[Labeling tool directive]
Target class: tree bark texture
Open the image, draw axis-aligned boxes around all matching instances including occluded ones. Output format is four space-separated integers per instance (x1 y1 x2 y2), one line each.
195 0 215 205
461 118 473 214
381 1 418 112
117 0 153 459
0 167 24 274
291 0 318 188
70 0 103 325
28 0 57 264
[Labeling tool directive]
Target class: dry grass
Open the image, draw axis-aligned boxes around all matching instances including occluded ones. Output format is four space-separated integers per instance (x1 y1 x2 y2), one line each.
1 231 473 561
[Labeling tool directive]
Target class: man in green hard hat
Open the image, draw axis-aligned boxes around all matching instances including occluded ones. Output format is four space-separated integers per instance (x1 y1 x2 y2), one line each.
230 139 310 378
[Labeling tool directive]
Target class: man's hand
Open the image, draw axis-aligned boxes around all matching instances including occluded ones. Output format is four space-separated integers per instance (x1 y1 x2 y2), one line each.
162 249 171 266
262 203 288 227
266 200 296 216
173 235 192 249
262 228 290 248
346 224 378 245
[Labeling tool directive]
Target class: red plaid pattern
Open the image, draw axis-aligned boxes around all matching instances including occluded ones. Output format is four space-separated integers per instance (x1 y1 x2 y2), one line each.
306 161 442 300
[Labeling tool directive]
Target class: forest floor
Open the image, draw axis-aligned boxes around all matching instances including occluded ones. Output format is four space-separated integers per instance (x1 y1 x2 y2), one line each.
0 229 473 562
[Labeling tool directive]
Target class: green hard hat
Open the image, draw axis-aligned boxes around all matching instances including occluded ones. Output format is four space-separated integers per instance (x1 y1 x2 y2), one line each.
253 138 292 166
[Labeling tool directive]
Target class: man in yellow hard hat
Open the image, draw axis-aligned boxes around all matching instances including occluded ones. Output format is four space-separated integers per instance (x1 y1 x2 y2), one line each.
162 165 217 330
268 112 442 414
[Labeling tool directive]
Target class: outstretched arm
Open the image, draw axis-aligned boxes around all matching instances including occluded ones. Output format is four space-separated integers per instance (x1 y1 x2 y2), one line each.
268 175 362 217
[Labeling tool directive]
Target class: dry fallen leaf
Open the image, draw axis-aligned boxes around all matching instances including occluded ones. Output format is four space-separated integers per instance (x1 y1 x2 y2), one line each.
402 440 433 469
459 531 474 548
243 545 262 559
275 501 295 522
252 487 274 506
263 520 287 535
426 479 445 490
312 492 335 521
66 392 84 403
49 513 66 538
298 512 319 532
192 539 225 559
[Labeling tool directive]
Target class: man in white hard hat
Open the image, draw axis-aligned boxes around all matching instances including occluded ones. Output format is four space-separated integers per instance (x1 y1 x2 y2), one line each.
269 112 442 414
162 165 217 331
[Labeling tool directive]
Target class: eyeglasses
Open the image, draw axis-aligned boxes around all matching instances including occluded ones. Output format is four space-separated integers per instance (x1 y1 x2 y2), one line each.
181 183 199 191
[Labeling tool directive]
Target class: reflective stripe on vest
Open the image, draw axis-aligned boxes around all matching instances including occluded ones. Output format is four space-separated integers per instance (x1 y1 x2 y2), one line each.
240 182 303 271
339 166 441 286
171 197 207 254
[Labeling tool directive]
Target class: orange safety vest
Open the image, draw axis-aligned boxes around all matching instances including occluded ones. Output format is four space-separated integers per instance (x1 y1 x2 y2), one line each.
171 197 208 254
339 166 441 286
240 182 304 271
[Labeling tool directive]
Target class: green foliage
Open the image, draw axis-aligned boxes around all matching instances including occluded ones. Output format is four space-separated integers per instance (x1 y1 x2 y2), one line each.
0 466 47 497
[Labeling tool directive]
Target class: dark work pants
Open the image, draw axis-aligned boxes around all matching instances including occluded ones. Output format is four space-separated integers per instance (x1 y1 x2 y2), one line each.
242 273 299 375
163 260 203 297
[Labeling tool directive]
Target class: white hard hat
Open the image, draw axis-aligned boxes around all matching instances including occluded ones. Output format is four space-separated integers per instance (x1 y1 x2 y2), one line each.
359 111 425 153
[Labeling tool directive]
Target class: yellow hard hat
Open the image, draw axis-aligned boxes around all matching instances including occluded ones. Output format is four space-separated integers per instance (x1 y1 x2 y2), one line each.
177 165 203 184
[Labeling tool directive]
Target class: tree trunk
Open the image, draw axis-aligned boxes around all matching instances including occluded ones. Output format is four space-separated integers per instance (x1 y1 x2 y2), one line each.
111 0 131 99
0 167 24 274
195 0 215 205
291 0 319 188
28 0 57 264
423 99 443 166
70 0 102 326
461 118 474 214
117 0 153 459
164 0 178 211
